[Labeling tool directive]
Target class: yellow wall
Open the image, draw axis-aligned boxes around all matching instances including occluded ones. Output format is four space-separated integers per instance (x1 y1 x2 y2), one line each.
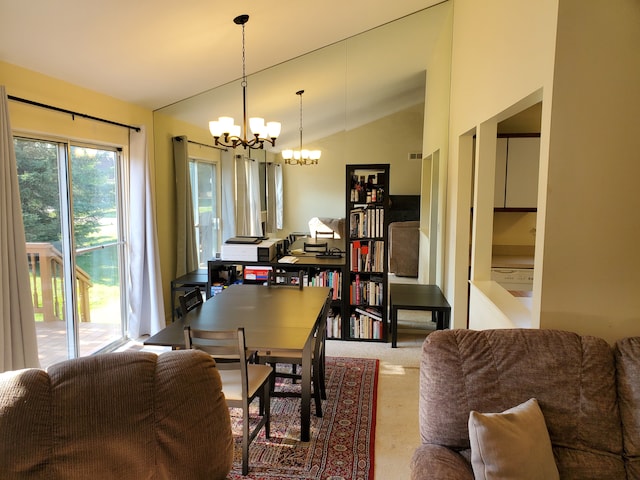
493 212 536 246
281 104 425 235
153 112 219 320
1 61 152 148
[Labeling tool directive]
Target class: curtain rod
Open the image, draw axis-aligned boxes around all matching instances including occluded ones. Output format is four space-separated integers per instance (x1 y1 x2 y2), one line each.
8 95 141 132
187 139 226 151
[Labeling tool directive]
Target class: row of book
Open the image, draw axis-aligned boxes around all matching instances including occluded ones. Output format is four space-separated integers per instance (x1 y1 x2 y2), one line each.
349 241 385 273
349 275 384 306
269 269 342 300
348 312 384 340
349 207 385 239
307 270 342 300
326 313 342 339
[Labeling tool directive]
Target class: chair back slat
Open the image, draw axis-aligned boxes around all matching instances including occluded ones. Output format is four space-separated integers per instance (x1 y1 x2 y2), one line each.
314 290 332 358
179 288 204 317
184 326 249 390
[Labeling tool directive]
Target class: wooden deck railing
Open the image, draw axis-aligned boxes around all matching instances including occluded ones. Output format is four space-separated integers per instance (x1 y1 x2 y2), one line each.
26 242 93 322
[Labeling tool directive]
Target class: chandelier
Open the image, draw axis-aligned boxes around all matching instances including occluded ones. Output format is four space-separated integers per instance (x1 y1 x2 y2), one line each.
282 90 321 165
209 14 281 150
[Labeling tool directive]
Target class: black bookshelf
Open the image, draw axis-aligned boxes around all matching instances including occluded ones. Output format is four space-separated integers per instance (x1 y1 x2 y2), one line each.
345 164 390 341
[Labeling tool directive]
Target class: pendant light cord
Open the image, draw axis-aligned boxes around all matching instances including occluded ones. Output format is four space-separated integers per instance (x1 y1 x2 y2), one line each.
298 90 304 151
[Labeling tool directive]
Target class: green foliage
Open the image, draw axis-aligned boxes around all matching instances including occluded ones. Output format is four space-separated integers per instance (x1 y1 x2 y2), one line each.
14 139 117 247
14 139 61 243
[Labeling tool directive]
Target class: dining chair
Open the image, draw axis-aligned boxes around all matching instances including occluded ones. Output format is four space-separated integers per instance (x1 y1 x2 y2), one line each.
315 230 335 239
184 326 272 476
178 287 204 317
256 289 332 418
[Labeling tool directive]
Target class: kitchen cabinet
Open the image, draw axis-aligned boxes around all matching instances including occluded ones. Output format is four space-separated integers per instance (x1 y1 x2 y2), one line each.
494 136 540 210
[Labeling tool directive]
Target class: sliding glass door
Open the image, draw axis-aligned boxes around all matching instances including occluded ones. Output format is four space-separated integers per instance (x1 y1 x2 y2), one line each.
16 137 126 368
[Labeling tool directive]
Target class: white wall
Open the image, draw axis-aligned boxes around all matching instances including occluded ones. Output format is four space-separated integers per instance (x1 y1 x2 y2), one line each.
447 0 640 343
537 0 640 343
418 1 453 285
446 0 559 329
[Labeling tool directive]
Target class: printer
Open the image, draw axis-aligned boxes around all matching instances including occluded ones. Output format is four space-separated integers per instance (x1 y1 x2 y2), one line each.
221 238 280 262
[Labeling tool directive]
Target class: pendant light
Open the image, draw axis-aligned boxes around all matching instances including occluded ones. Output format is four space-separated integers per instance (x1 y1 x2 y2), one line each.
282 90 321 165
209 14 281 150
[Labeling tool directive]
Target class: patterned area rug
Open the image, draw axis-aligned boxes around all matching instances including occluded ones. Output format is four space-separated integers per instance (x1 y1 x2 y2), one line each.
227 356 379 480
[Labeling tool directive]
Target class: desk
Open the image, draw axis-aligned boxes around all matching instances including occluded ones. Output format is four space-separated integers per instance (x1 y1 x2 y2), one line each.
389 283 451 348
146 283 331 442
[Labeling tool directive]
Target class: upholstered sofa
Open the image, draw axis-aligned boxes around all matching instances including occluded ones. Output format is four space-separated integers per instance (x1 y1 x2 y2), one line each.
0 350 234 480
410 329 640 480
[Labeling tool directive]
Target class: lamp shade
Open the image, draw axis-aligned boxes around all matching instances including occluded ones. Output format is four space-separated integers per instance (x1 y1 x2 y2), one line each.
282 149 294 160
267 121 281 139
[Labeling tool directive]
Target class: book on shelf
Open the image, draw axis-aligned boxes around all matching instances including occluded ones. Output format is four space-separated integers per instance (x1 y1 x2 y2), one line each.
349 313 383 340
349 206 384 239
349 240 385 272
355 307 383 322
350 277 383 306
327 313 342 339
309 270 342 299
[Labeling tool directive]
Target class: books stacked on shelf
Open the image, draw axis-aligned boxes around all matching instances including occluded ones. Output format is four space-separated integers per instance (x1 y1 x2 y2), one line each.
308 269 342 299
349 309 384 339
326 312 342 339
349 171 385 204
349 207 384 238
349 274 384 306
349 241 385 272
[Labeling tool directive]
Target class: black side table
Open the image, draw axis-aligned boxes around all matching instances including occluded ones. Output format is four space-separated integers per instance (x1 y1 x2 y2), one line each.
389 283 451 348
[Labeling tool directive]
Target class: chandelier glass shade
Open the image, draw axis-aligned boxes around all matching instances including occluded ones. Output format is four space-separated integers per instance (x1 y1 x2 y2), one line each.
209 14 281 150
282 90 321 165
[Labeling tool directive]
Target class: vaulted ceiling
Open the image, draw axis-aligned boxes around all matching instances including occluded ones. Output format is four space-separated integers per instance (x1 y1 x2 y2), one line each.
0 0 448 149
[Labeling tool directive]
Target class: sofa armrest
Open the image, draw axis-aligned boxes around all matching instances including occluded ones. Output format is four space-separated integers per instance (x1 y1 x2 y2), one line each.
410 444 473 480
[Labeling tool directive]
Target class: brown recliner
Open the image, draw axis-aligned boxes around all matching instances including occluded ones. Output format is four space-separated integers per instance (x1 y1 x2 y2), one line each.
411 329 640 479
0 349 234 480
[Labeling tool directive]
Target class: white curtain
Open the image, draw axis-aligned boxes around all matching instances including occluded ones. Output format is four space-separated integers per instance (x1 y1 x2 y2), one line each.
235 154 262 236
0 85 40 371
220 149 236 242
127 126 165 338
172 136 198 277
265 163 283 233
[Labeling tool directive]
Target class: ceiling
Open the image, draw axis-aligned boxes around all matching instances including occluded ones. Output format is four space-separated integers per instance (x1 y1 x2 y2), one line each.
0 0 445 111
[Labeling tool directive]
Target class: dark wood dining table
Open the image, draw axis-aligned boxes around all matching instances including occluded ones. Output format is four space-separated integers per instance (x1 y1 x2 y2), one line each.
144 283 331 442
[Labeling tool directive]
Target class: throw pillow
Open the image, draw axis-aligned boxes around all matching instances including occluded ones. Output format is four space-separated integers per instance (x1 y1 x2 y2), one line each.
468 398 559 480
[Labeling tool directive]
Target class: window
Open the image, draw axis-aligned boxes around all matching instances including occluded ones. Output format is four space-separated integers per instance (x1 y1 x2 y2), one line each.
189 158 220 267
16 136 127 368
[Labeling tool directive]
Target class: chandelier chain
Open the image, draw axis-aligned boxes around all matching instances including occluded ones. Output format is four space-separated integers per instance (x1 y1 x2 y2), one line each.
241 22 247 88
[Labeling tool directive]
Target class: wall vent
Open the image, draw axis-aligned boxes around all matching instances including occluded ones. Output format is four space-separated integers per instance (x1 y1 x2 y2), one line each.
407 152 422 161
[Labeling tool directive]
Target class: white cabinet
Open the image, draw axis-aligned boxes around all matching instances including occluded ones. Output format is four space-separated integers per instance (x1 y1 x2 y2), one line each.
494 137 540 209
